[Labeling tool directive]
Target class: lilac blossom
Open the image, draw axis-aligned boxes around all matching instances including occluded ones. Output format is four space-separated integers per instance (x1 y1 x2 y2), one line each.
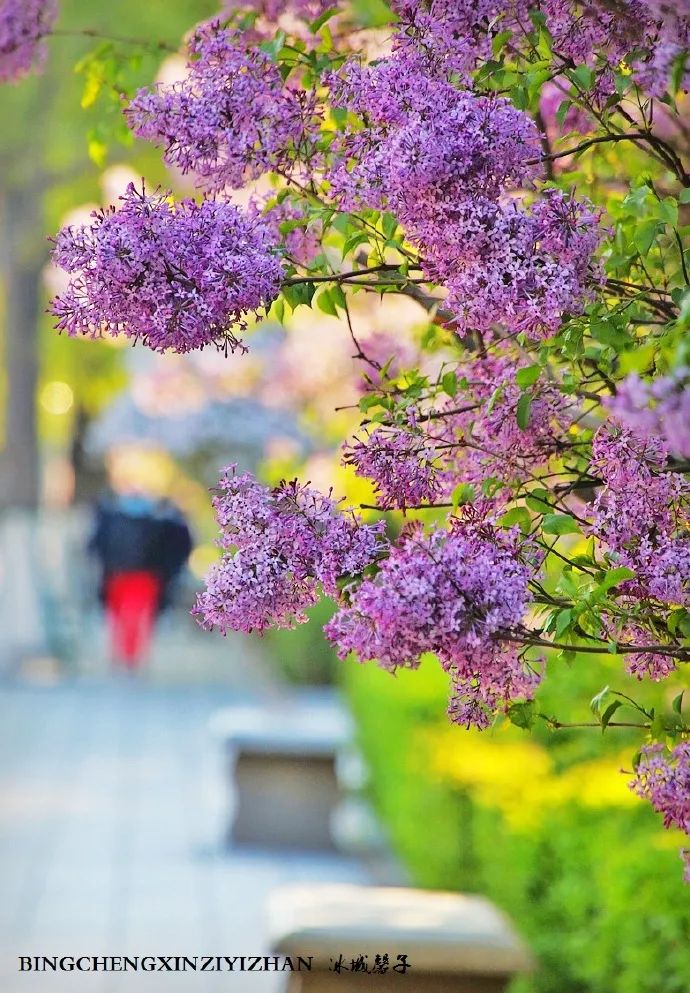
435 353 571 487
225 0 333 17
126 21 318 193
422 191 602 339
0 0 57 83
631 742 690 882
328 62 541 210
343 423 445 511
325 509 539 728
50 183 283 354
194 466 387 633
608 372 690 459
391 0 690 97
390 0 520 80
616 624 678 682
589 428 690 608
328 54 602 337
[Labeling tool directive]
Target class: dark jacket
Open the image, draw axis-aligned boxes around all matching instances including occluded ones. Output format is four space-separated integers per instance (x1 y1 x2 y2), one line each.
89 493 192 609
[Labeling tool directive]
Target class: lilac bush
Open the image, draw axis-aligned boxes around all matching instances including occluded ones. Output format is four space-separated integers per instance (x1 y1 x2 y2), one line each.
36 0 690 878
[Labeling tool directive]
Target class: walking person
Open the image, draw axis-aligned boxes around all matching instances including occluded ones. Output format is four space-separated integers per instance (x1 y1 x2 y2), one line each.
89 490 192 669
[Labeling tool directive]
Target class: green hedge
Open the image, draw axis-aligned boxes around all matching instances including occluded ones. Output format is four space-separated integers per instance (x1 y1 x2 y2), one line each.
342 659 690 993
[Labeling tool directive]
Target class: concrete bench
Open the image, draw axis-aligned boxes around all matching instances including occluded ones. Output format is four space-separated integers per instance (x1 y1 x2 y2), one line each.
210 696 352 851
267 883 534 992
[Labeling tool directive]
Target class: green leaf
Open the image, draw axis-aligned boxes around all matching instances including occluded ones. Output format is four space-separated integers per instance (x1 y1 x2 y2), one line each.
500 506 532 532
590 685 610 717
317 289 339 317
507 701 536 730
634 219 660 254
516 392 532 430
491 29 513 55
601 700 623 731
570 65 594 90
554 609 572 637
309 5 338 32
486 385 504 414
515 364 540 388
87 133 108 168
650 710 666 742
81 73 102 109
672 691 685 715
598 566 635 591
542 513 580 535
451 483 475 509
441 371 458 398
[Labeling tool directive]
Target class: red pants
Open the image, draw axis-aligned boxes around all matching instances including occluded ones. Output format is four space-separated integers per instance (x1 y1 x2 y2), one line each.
105 571 161 668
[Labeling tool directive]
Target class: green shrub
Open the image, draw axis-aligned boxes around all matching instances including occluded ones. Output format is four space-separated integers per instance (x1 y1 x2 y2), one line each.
343 659 690 993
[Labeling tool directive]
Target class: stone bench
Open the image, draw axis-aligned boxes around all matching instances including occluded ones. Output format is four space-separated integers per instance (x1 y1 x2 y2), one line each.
267 883 534 992
210 696 352 851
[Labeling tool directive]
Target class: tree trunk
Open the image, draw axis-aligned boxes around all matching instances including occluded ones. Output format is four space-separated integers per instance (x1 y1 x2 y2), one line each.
0 183 45 510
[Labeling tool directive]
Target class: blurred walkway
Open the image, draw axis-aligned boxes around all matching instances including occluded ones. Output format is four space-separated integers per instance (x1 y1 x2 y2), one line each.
0 655 369 992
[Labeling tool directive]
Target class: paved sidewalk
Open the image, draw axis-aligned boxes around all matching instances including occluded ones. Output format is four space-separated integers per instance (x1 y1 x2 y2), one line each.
0 678 369 993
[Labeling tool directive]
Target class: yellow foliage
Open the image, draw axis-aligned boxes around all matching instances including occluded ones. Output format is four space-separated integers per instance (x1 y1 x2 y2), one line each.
429 727 637 831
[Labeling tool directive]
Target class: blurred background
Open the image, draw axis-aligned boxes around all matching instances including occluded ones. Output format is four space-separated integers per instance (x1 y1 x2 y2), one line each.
1 3 689 993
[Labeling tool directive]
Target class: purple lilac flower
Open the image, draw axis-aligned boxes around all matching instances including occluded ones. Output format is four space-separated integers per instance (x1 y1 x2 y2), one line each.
222 0 333 18
631 742 690 882
589 428 690 608
608 372 690 459
126 20 318 193
423 191 602 339
0 0 57 83
325 509 539 728
435 353 571 487
194 466 387 633
617 624 678 682
50 183 283 354
328 54 602 337
342 424 445 511
391 0 690 97
328 60 541 210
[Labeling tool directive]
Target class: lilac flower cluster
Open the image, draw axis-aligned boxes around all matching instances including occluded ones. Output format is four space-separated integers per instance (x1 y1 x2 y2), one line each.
325 510 539 728
608 372 690 459
126 20 317 193
589 429 690 627
328 54 601 337
426 191 602 338
328 60 540 212
194 466 388 633
344 353 570 508
50 183 283 354
0 0 57 83
436 354 571 487
631 742 690 883
615 624 678 682
391 0 690 97
229 0 332 18
343 423 444 511
390 0 522 80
